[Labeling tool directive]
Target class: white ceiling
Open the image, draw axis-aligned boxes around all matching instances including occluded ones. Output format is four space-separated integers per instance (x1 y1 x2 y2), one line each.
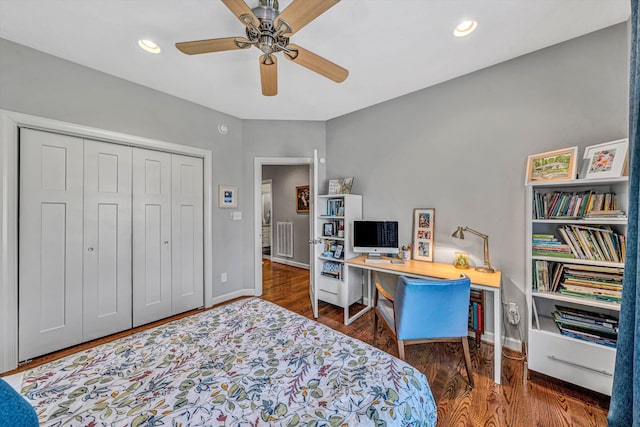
0 0 631 121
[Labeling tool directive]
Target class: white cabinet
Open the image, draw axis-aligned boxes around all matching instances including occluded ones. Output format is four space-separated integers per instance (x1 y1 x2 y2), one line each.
19 129 204 360
526 177 628 395
314 195 363 308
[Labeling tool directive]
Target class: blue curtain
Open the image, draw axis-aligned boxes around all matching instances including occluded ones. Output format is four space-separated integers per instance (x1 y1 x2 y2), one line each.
608 1 640 425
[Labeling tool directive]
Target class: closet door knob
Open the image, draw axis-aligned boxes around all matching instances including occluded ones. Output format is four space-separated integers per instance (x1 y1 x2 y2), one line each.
87 247 94 252
164 241 169 245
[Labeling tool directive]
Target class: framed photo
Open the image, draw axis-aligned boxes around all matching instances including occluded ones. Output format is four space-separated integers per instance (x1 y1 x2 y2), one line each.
333 244 343 259
323 222 334 236
525 147 578 184
413 208 435 262
583 139 628 180
328 179 342 195
341 177 354 194
218 185 237 208
296 185 310 213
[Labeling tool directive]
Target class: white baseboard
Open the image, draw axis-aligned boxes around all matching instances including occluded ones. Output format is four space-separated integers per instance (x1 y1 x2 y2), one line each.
271 257 310 270
468 330 522 352
210 289 255 306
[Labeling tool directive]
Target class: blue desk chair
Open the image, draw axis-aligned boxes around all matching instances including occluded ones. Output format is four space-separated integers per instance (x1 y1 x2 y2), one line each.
373 275 474 387
0 379 39 426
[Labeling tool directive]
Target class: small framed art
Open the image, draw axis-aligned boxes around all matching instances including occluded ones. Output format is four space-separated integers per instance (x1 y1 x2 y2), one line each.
525 147 578 184
583 139 628 180
412 208 435 262
296 185 310 213
218 185 237 208
323 223 334 236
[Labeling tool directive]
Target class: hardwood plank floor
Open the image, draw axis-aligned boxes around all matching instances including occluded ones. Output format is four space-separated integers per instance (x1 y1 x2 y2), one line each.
4 259 611 426
261 260 611 427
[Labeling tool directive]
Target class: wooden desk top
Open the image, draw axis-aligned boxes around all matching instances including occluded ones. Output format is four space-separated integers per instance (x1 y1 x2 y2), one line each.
346 255 501 289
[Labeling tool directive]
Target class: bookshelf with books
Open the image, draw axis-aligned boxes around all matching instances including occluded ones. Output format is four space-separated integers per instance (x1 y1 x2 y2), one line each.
315 194 363 308
468 289 484 348
526 177 627 395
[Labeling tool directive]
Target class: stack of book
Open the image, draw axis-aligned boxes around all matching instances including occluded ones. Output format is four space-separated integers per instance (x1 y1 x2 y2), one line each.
532 234 574 258
560 264 624 303
532 190 621 219
468 293 483 332
557 225 625 262
321 261 342 279
552 305 618 347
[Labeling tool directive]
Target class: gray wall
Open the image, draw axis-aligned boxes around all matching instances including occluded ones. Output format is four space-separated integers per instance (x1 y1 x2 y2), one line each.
326 23 629 340
263 165 311 266
0 38 245 300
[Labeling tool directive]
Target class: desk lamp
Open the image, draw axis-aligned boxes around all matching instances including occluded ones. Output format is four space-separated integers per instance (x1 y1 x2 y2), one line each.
451 226 495 273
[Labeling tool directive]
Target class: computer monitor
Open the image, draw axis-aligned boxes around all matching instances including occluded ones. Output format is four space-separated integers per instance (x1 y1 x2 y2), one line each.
353 221 399 257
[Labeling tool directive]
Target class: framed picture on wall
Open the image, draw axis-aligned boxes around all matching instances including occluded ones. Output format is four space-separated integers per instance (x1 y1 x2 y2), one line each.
296 185 310 213
412 208 435 262
218 185 237 208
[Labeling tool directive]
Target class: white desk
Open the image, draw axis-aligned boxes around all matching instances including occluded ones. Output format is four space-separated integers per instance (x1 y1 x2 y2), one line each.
344 255 503 385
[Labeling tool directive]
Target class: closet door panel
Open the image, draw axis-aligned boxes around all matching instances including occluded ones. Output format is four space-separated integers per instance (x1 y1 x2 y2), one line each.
171 155 204 314
133 148 172 326
19 129 84 361
83 140 132 341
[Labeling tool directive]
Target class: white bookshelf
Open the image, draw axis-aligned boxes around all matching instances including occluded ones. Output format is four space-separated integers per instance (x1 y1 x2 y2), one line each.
526 177 627 395
314 194 362 308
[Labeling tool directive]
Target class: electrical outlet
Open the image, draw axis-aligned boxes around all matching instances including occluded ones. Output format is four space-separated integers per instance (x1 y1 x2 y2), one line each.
508 302 520 325
221 273 228 283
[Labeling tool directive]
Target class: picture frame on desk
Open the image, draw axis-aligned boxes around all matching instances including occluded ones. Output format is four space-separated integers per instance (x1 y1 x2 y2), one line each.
582 139 628 180
525 147 578 184
412 208 435 262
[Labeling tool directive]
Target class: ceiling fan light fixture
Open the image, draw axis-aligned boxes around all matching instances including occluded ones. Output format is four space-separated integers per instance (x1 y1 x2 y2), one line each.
137 39 162 54
453 20 477 37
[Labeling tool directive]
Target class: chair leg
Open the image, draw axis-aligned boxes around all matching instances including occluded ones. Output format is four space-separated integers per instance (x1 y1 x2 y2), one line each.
373 311 379 346
397 340 405 360
461 337 474 388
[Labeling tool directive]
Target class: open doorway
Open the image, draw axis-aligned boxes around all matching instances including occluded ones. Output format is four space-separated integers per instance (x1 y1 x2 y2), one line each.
254 156 313 300
261 180 272 259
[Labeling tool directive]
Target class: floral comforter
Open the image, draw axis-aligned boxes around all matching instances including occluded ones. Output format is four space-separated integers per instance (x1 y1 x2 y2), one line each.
21 298 437 426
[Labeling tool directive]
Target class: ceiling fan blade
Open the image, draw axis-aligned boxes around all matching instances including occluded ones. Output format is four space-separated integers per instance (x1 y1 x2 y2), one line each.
176 37 251 55
260 54 278 96
221 0 259 29
275 0 339 36
284 44 348 83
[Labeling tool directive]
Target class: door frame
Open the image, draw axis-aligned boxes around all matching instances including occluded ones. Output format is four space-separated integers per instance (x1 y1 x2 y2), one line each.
253 156 312 297
0 109 214 373
261 179 273 260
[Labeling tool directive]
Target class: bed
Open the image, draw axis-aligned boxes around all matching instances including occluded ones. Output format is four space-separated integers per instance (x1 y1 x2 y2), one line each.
19 298 437 426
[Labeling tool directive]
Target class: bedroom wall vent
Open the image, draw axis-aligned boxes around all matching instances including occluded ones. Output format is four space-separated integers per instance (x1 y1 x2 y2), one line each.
276 222 294 257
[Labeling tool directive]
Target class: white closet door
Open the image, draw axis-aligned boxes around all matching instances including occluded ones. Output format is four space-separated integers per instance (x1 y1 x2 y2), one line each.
83 140 132 340
132 148 172 327
171 154 204 314
19 129 84 361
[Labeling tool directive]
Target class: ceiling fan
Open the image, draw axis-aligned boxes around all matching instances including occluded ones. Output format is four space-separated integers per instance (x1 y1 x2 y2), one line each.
175 0 348 96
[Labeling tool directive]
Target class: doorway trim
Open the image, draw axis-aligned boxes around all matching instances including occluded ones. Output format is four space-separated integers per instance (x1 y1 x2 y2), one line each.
254 156 312 297
0 109 214 373
261 179 273 260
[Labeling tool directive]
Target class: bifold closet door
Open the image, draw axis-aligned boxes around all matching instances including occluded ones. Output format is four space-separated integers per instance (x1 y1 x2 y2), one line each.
171 154 204 314
19 129 84 361
132 148 172 327
83 140 132 341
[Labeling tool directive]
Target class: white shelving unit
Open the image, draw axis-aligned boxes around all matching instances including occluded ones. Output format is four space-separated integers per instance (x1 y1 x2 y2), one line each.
526 177 628 395
314 194 363 310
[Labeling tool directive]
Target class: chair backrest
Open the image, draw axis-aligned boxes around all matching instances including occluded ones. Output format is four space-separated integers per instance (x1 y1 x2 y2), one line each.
394 275 471 340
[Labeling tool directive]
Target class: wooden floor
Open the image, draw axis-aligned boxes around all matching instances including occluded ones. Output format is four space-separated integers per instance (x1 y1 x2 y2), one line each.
4 259 611 426
261 260 611 427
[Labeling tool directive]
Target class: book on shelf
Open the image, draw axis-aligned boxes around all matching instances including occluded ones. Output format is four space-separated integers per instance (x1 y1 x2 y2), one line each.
321 260 342 279
326 199 344 216
532 189 622 219
533 260 623 298
555 225 625 262
552 305 618 347
532 234 574 258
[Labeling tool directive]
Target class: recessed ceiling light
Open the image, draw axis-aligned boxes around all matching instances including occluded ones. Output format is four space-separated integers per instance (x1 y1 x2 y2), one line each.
453 20 477 37
137 39 161 54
